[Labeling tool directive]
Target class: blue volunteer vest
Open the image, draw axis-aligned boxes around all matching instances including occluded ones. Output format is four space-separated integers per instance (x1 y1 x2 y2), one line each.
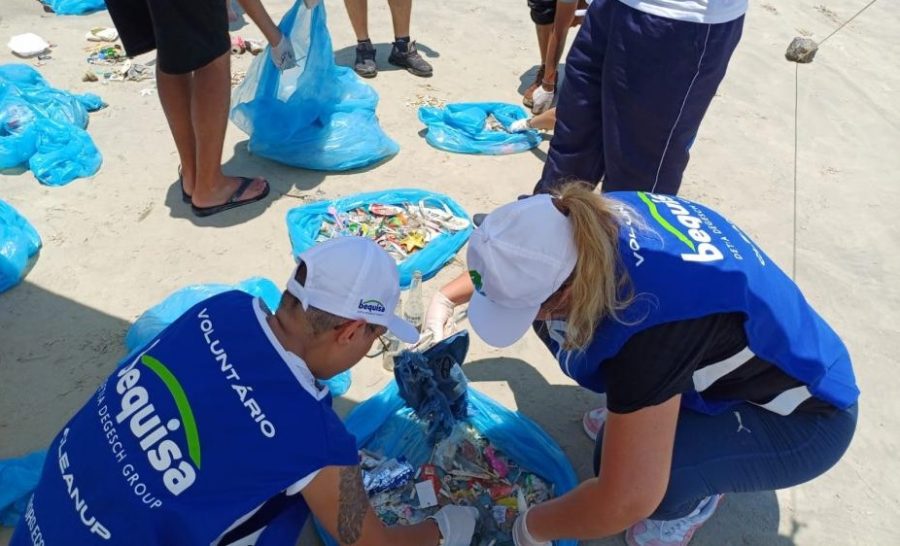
13 291 358 546
541 192 858 415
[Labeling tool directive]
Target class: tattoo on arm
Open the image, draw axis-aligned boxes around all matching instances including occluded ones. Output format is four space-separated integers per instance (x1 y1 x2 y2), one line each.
337 466 369 544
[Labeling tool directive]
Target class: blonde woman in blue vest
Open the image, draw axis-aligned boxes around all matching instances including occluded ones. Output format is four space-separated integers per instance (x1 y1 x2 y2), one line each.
425 182 858 546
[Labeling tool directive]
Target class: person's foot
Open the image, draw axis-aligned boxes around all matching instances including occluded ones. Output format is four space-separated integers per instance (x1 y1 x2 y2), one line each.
354 40 377 78
190 175 268 209
582 406 608 442
625 495 724 546
523 65 545 108
388 40 432 77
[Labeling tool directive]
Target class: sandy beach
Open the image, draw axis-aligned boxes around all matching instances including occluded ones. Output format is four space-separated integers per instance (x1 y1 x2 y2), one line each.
2 0 899 544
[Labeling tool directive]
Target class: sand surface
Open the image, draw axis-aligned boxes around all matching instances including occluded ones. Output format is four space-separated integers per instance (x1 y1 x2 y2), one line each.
2 0 899 544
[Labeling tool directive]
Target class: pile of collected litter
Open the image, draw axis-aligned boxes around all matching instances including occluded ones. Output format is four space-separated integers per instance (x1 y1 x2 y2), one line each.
362 424 554 545
287 189 473 288
418 102 542 155
0 63 104 185
0 199 41 293
39 0 106 15
316 201 469 263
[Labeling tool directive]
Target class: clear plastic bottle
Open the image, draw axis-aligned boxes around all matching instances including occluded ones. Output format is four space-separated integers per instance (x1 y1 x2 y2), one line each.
403 271 424 331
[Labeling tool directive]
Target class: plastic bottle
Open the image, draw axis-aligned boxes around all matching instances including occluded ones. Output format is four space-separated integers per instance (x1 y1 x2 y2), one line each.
403 270 424 331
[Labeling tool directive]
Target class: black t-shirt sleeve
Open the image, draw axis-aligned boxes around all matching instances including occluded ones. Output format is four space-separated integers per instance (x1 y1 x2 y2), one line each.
604 315 737 414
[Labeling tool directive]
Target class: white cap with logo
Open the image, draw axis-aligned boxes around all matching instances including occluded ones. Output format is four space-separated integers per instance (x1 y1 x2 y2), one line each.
467 195 578 348
286 237 419 343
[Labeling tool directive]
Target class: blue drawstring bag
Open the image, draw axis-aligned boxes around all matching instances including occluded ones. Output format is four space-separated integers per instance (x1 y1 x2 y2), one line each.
418 102 542 155
0 64 104 185
41 0 106 15
286 188 472 288
124 277 352 396
0 450 46 526
0 200 41 293
231 1 398 171
316 331 578 546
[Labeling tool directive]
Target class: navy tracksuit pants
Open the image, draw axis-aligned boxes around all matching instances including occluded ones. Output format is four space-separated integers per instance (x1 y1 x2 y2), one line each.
536 0 744 196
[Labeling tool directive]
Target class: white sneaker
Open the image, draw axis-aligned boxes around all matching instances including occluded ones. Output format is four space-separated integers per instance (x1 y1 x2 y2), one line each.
582 406 608 441
625 495 723 546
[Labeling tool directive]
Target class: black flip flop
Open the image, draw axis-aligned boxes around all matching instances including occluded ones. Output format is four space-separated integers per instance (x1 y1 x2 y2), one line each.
191 177 270 218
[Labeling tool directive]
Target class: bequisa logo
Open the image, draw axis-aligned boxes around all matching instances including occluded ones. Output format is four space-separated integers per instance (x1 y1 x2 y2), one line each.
115 354 200 496
638 192 724 263
358 299 386 313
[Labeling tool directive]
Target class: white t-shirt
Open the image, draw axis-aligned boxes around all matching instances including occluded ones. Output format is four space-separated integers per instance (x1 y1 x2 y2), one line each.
617 0 747 24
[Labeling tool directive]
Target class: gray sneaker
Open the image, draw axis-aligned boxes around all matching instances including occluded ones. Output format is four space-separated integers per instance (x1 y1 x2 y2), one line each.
354 41 377 78
388 40 433 77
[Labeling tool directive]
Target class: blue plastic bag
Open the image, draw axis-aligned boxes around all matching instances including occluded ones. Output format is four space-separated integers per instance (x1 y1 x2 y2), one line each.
316 334 578 546
0 200 41 293
418 102 542 155
0 64 104 185
41 0 106 15
286 188 472 288
0 451 46 527
231 1 398 171
124 277 352 396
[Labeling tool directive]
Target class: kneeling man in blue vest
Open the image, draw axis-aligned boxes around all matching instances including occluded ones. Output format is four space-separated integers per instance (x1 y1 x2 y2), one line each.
12 237 478 546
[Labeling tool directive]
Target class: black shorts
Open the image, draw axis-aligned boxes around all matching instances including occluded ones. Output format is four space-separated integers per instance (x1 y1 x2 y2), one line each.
105 0 230 74
527 0 558 25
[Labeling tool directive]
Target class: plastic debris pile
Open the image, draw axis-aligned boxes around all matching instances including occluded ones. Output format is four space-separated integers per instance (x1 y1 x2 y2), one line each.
316 201 469 264
0 199 42 293
362 424 554 545
418 102 542 155
0 63 104 185
231 0 399 171
40 0 107 16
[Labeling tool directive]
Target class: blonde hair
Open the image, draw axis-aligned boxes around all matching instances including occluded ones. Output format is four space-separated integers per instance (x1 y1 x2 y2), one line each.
552 182 634 350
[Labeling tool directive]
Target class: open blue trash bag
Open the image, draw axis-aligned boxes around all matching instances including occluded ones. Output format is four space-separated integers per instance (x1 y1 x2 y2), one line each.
317 331 578 546
41 0 107 15
0 200 41 293
418 102 542 155
125 277 352 397
0 64 104 185
231 1 398 171
0 451 46 527
286 188 472 288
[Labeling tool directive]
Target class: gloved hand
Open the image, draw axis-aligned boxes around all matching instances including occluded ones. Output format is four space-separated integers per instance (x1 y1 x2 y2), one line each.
531 85 555 115
509 118 532 133
513 508 550 546
429 506 479 546
420 291 456 346
270 35 297 70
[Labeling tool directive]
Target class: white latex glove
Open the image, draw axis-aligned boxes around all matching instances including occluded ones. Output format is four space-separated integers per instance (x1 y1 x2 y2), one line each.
270 35 297 70
531 86 555 115
509 118 532 133
420 291 456 346
513 508 550 546
428 506 479 546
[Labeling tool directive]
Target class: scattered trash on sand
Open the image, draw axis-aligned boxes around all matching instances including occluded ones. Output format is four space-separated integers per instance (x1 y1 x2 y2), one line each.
86 44 126 65
405 94 446 109
85 27 118 42
231 70 247 86
230 36 264 56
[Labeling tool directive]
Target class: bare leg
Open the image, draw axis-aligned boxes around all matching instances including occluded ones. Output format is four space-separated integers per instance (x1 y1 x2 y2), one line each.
387 0 411 38
536 23 552 64
155 67 198 194
344 0 370 41
189 52 266 208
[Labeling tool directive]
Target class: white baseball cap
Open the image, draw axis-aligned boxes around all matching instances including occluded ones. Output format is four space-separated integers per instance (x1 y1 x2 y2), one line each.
467 195 577 348
286 237 419 343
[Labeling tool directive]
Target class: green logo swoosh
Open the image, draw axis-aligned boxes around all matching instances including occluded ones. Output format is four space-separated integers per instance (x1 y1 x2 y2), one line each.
637 192 695 251
141 355 202 469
